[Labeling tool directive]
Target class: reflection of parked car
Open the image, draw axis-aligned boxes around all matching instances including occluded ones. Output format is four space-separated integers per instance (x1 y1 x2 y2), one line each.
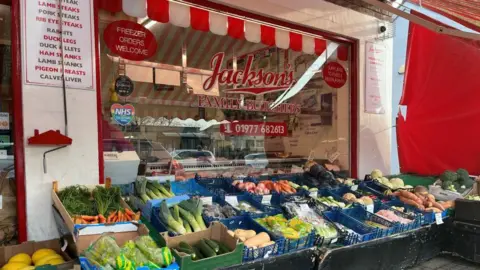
244 153 269 169
170 150 215 167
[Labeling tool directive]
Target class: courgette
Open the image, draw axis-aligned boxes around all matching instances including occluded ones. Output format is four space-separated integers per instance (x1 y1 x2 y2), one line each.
213 240 231 254
192 246 203 260
179 241 194 251
196 239 216 258
177 247 196 259
204 238 219 253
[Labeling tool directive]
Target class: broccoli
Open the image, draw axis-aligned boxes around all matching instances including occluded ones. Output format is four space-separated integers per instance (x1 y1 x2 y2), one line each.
440 170 458 183
447 184 457 192
457 168 474 188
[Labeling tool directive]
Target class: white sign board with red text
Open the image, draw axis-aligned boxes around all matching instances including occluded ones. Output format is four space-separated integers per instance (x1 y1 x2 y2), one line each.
365 42 387 114
21 0 94 90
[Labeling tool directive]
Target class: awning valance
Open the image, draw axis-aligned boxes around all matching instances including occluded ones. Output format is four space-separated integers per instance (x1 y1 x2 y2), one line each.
98 0 334 56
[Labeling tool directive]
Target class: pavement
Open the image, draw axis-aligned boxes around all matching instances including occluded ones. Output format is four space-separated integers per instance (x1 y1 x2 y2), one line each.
409 255 479 270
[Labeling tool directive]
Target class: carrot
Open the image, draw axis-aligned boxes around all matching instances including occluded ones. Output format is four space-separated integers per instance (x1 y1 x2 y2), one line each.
125 214 132 221
125 208 135 216
81 215 96 221
98 214 106 223
91 221 98 224
108 211 117 220
112 216 118 223
118 211 124 222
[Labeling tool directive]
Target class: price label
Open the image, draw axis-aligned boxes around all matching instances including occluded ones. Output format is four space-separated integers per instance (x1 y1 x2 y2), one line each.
226 196 239 206
309 191 318 198
103 152 119 160
0 150 6 160
262 195 272 205
201 197 212 206
299 204 310 213
351 185 358 191
366 204 374 213
435 213 444 225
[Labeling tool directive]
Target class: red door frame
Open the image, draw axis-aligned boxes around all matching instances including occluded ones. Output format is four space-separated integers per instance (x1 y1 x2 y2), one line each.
92 0 359 179
11 0 27 242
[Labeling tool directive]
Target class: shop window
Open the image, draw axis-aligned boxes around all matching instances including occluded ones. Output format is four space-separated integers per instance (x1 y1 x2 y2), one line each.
99 11 351 180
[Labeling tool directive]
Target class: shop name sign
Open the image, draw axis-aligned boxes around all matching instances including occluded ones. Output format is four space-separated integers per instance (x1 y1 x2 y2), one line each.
197 95 300 115
203 52 294 95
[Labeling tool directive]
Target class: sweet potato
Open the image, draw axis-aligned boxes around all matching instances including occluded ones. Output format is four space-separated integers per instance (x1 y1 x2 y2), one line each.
399 190 423 204
431 201 445 211
398 195 424 210
427 194 436 203
425 207 442 213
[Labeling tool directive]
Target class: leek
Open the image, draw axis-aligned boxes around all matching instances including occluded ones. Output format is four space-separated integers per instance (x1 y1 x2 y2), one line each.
159 201 186 234
179 199 207 230
152 181 175 197
178 206 201 232
183 219 192 233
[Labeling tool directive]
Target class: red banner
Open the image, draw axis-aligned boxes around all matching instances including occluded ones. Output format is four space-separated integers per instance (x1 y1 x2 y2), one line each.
220 121 288 136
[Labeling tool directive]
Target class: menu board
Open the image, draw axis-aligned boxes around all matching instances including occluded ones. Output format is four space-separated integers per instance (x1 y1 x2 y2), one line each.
22 0 94 90
365 42 387 114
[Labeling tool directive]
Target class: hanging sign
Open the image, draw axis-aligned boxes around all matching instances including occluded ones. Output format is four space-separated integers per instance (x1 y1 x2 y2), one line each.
220 121 288 137
22 0 95 89
111 103 135 126
115 75 134 97
323 62 347 88
104 20 157 61
365 42 387 114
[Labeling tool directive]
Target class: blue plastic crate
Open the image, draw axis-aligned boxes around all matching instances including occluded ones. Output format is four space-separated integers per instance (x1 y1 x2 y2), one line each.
113 183 135 196
385 199 447 225
323 210 379 245
195 177 242 199
358 181 391 200
202 196 242 224
314 189 350 210
220 215 282 262
79 256 180 270
171 179 214 197
224 194 282 219
342 206 398 237
130 194 190 222
372 201 422 232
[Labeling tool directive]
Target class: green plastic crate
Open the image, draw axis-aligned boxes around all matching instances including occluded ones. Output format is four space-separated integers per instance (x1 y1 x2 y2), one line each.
388 174 437 188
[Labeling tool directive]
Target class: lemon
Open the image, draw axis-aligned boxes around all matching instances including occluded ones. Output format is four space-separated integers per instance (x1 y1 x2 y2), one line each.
8 254 31 265
2 262 29 270
31 249 56 264
18 266 35 270
34 254 62 266
46 258 64 266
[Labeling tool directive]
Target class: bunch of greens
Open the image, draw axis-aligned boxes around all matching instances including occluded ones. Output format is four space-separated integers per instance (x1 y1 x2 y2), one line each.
92 186 122 216
57 185 96 216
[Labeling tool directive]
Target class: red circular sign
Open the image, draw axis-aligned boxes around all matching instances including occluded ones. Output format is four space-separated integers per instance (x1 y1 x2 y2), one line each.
322 62 347 88
103 20 157 61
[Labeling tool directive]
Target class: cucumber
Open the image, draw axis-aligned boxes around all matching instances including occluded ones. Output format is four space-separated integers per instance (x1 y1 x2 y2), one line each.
179 241 194 252
177 247 196 259
204 238 219 253
196 239 216 258
192 246 203 260
217 242 231 254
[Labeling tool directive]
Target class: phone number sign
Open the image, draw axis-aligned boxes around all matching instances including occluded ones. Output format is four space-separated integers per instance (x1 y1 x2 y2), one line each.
220 121 288 137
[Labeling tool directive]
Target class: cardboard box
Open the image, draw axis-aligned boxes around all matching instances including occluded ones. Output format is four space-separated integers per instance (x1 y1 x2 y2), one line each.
163 222 243 270
0 239 74 269
52 186 145 255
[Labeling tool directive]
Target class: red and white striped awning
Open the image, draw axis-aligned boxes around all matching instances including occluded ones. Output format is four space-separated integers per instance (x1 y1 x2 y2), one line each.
98 0 333 56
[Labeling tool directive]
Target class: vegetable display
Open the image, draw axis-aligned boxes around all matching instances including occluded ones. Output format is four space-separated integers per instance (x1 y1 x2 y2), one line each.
376 210 412 224
135 178 175 203
315 196 348 208
231 180 316 195
57 185 140 224
157 198 207 235
174 239 232 261
84 235 174 269
256 214 313 240
440 169 474 192
203 203 237 220
393 189 454 213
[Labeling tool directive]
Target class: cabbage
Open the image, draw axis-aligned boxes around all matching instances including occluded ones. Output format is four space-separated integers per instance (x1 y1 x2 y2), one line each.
389 178 404 189
371 169 383 179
